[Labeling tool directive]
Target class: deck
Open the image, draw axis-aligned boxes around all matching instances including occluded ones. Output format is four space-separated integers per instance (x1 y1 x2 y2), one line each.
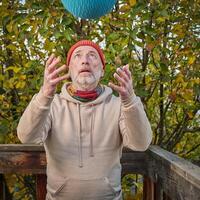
0 145 199 200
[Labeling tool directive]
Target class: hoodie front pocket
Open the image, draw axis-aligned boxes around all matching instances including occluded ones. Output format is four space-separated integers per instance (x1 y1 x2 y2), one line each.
46 174 69 197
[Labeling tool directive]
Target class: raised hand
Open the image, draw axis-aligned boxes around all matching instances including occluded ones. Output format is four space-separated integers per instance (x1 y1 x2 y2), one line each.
108 64 134 101
42 54 69 97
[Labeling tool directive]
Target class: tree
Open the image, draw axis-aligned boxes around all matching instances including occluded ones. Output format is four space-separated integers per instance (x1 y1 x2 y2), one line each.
0 0 199 199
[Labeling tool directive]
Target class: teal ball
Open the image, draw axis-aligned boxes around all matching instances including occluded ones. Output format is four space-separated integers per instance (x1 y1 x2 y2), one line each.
61 0 117 19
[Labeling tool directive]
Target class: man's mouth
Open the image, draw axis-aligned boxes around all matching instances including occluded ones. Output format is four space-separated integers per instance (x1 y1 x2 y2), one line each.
79 69 91 73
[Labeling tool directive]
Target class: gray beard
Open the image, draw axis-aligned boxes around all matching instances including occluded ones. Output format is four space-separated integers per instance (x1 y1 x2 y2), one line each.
70 73 99 91
70 70 102 91
76 76 97 90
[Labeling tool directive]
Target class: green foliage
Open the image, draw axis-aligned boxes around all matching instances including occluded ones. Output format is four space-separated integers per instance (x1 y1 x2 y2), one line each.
5 174 35 200
0 0 200 199
122 174 143 200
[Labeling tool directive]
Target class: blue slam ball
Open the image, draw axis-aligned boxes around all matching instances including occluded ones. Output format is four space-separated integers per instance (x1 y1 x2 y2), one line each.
61 0 117 19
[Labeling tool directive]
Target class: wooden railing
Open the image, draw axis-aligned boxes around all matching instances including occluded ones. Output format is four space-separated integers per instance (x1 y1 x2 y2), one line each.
0 145 199 200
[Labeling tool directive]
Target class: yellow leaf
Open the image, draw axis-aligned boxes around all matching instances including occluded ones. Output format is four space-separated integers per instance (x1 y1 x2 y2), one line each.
194 79 200 84
129 0 137 6
16 82 21 89
188 56 196 65
44 41 55 51
181 89 193 101
0 74 4 81
172 24 185 38
0 95 4 101
51 11 57 17
187 111 194 119
5 66 21 73
157 17 166 22
173 24 183 32
21 96 28 101
20 81 26 88
25 61 33 68
6 22 13 33
152 49 160 61
175 73 184 83
13 23 19 35
120 5 131 12
16 81 26 89
19 75 26 80
6 44 17 51
8 79 14 89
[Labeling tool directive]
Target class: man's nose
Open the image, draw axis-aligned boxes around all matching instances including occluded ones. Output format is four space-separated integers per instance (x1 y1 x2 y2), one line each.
81 55 89 65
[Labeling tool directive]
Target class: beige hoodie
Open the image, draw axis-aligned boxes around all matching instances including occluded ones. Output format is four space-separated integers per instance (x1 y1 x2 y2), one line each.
17 83 152 200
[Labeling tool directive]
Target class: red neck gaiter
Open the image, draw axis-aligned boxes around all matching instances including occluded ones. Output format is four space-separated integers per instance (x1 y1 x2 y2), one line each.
67 84 103 102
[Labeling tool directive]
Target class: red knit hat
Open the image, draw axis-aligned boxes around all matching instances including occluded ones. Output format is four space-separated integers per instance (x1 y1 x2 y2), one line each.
67 40 105 69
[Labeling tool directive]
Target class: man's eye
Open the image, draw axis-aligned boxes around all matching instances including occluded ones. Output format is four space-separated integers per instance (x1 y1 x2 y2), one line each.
74 54 80 58
89 53 97 58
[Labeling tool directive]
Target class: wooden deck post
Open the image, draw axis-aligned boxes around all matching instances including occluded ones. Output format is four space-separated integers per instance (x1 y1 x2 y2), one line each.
143 175 154 200
36 174 47 200
0 174 5 200
154 176 163 200
143 175 172 200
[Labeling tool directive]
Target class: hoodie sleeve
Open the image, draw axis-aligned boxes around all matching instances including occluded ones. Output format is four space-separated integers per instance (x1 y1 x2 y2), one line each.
119 93 152 151
17 88 53 144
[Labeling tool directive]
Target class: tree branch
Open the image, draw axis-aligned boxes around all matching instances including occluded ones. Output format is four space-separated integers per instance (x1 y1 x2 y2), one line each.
184 143 200 156
183 127 200 133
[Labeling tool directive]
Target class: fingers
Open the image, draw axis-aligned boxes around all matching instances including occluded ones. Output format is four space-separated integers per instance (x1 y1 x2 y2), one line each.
43 54 68 96
45 54 55 68
47 64 67 80
114 64 132 86
122 64 131 79
108 82 123 93
109 64 133 97
114 72 127 86
47 56 61 73
44 54 69 86
49 74 70 86
117 66 130 82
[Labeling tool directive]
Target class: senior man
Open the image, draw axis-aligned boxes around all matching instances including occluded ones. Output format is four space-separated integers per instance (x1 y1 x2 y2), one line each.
17 40 152 200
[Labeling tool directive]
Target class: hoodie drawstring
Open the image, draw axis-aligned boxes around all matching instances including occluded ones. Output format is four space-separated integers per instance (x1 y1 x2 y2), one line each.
90 105 95 157
77 103 83 168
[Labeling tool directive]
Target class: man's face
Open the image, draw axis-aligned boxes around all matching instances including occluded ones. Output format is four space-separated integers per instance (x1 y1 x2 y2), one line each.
68 46 104 90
